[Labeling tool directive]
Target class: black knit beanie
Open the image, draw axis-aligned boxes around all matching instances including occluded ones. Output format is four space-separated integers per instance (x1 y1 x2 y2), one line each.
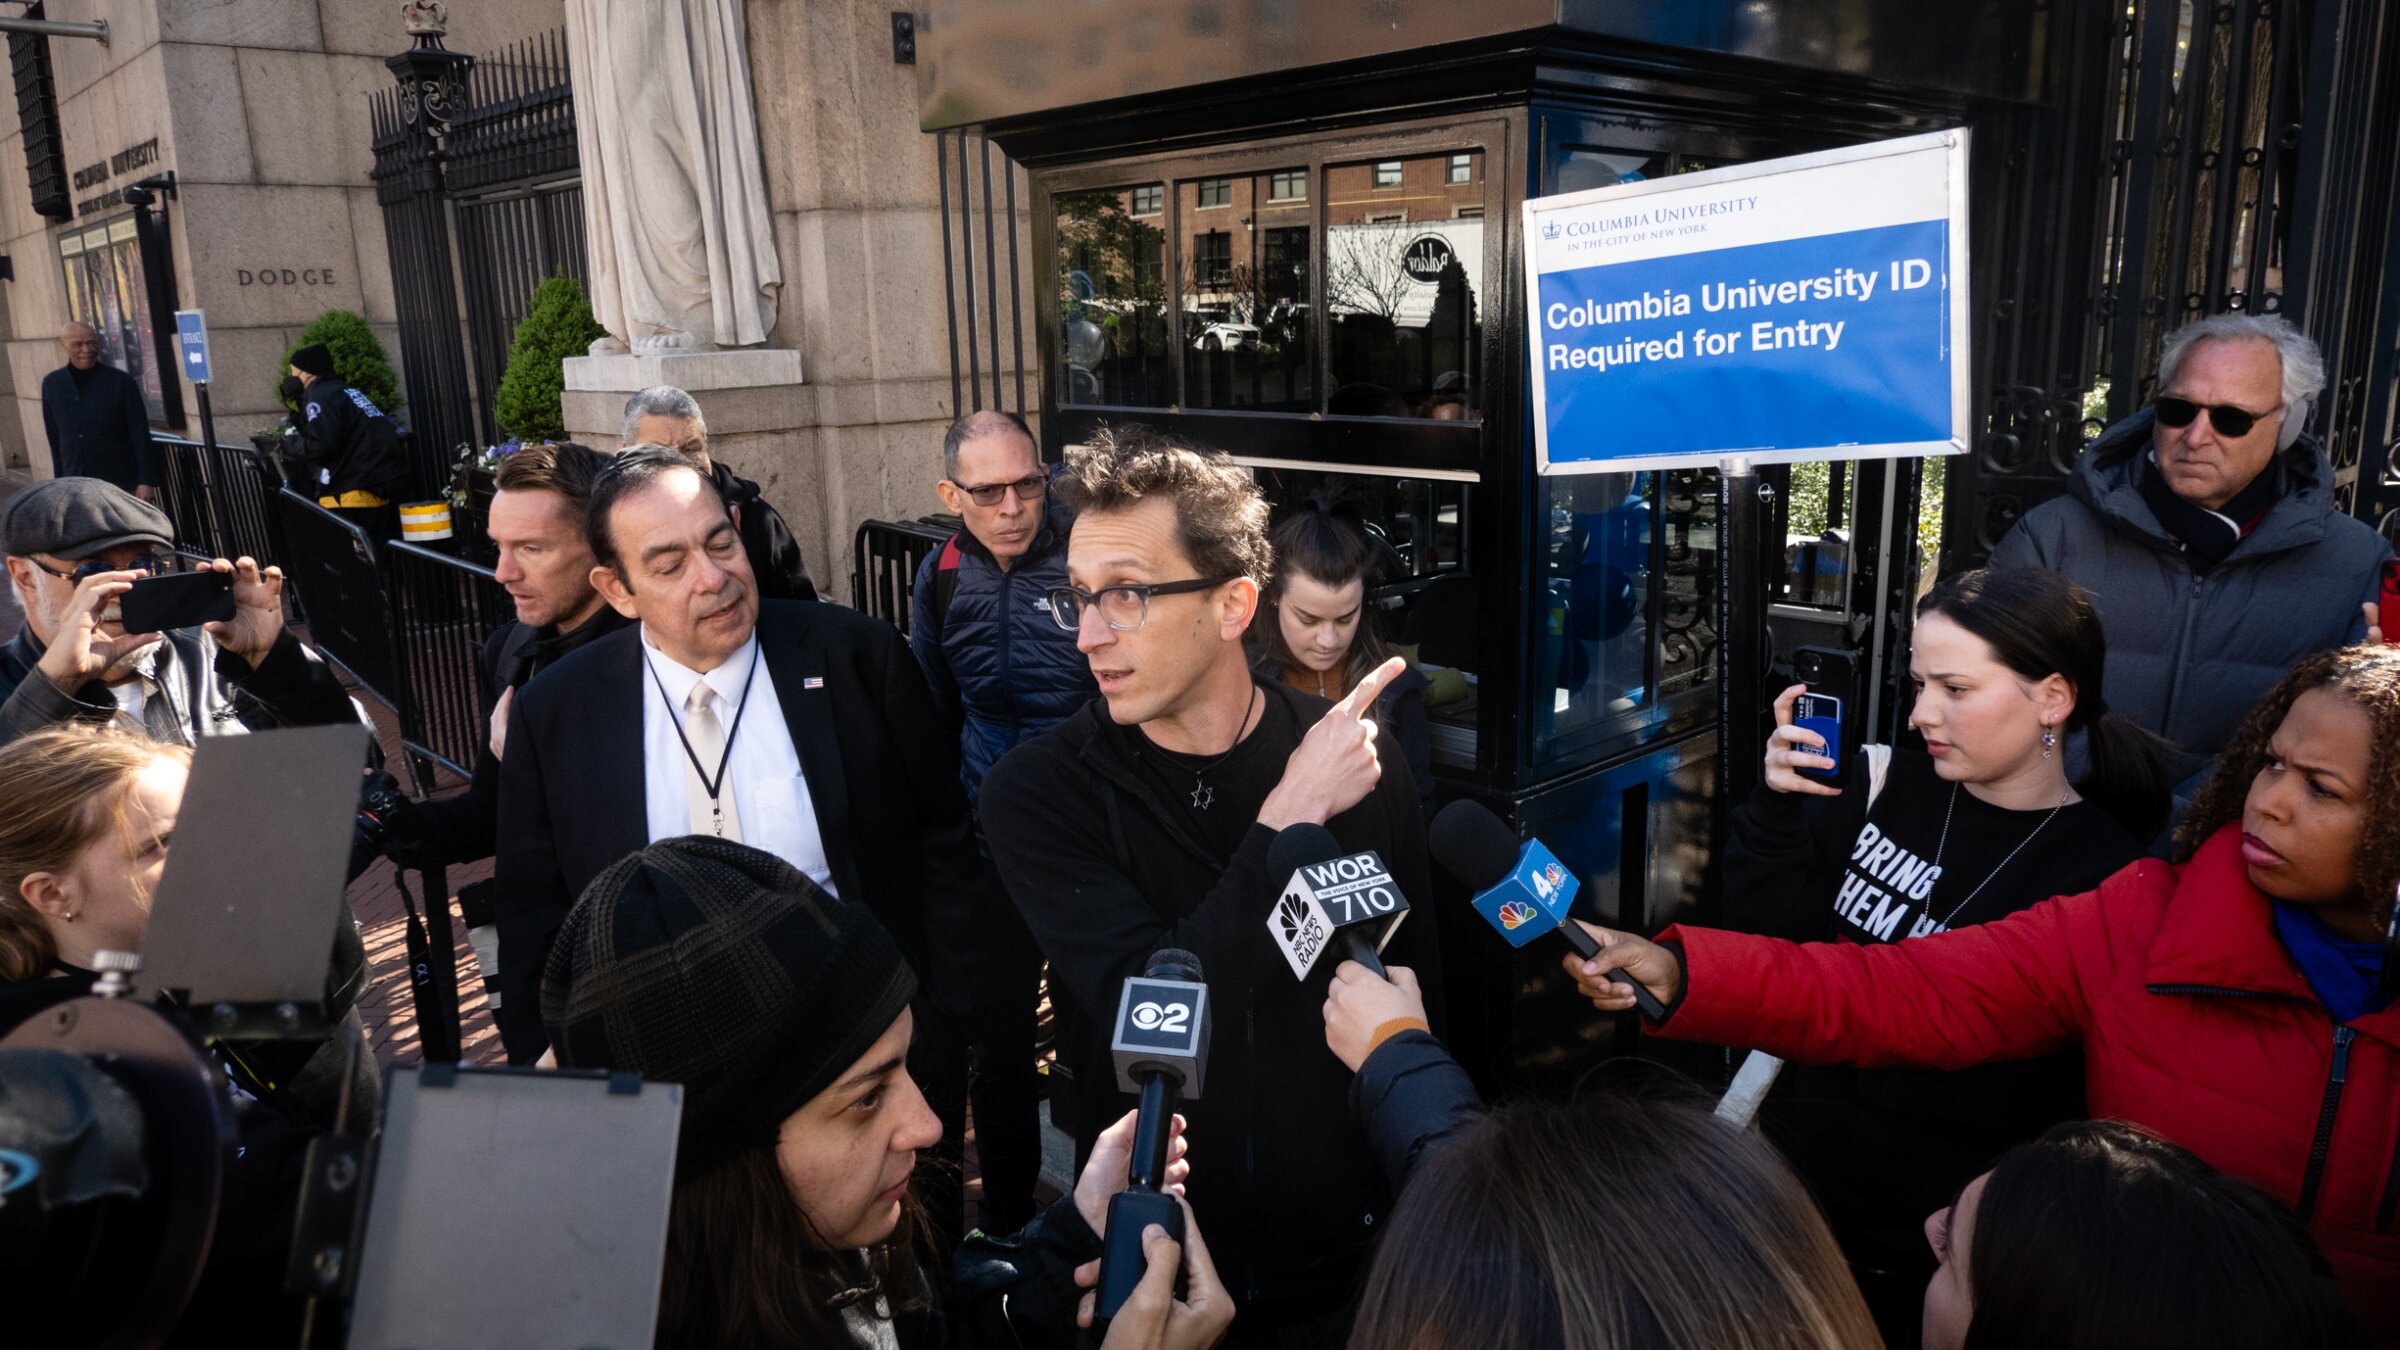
288 343 336 379
540 836 918 1183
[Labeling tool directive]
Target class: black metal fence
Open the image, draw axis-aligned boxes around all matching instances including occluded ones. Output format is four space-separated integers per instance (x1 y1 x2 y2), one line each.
274 490 402 705
384 541 514 792
370 23 585 465
852 518 956 635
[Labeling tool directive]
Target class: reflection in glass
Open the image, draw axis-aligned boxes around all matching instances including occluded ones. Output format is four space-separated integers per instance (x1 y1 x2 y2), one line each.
58 216 167 423
1529 472 1656 767
1180 170 1314 412
1324 152 1483 420
1056 186 1170 406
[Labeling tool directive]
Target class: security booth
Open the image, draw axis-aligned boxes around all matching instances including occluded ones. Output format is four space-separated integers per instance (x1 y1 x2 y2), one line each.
918 1 2044 1093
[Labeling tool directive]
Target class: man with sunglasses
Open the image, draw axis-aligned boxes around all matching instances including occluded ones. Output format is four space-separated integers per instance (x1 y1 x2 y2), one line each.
0 478 357 746
908 408 1094 1233
980 425 1441 1346
1992 313 2391 802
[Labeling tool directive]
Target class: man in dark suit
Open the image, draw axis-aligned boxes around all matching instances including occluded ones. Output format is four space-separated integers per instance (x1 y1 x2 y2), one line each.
40 322 160 499
493 446 985 1232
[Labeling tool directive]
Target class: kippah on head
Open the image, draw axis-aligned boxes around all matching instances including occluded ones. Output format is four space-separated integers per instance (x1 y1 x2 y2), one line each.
289 343 336 379
0 477 174 561
540 836 919 1183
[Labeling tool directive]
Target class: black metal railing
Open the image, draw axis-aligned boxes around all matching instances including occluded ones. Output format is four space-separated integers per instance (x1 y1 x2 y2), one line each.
272 490 402 709
851 517 957 635
383 541 513 795
152 434 287 566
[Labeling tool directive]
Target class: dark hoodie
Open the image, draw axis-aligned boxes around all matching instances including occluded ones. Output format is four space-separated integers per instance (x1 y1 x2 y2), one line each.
1990 410 2388 773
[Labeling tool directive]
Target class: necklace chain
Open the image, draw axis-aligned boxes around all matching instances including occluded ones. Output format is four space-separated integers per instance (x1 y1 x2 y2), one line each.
1928 779 2068 930
1170 687 1261 810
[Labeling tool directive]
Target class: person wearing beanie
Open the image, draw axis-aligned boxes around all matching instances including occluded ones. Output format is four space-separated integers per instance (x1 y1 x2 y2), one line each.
542 836 1233 1350
283 341 409 542
0 476 360 748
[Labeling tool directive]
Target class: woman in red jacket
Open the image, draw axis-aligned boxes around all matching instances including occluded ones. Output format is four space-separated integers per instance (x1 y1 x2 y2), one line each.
1564 645 2400 1335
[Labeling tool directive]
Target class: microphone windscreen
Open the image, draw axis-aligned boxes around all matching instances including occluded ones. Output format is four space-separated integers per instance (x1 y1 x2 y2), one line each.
1144 947 1205 985
1267 823 1345 881
1429 800 1522 892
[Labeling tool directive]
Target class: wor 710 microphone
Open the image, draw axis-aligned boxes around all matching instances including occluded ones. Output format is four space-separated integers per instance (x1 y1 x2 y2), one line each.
1428 800 1670 1020
1095 948 1210 1325
1266 823 1410 980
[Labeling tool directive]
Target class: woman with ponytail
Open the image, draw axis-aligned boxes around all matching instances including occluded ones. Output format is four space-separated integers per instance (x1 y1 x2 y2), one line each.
1722 566 2168 1346
1254 487 1435 820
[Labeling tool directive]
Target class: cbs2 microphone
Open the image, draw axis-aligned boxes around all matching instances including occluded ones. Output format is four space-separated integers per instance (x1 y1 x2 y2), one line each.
1266 824 1410 981
1095 948 1211 1326
1428 800 1670 1020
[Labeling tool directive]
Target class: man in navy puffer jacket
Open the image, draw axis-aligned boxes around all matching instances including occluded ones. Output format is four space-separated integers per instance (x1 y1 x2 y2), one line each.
910 409 1096 1232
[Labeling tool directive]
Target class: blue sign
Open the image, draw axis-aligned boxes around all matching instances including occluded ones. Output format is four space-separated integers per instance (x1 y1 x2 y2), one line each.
1523 131 1969 474
1470 838 1579 949
174 309 211 384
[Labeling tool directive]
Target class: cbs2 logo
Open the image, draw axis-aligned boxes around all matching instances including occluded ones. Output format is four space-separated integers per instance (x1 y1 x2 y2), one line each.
1130 1000 1192 1034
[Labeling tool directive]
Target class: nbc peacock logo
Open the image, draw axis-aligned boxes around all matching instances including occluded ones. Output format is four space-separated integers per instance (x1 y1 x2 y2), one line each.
1497 900 1537 930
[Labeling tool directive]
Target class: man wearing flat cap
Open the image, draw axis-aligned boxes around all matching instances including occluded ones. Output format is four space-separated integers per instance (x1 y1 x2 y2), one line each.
0 477 359 746
286 343 409 542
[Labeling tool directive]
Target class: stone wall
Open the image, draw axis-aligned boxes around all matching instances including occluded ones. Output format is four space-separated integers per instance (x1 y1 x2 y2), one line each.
0 0 559 477
562 0 1038 607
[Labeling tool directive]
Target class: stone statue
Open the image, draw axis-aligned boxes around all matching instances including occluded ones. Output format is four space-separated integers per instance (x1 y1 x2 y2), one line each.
566 0 781 352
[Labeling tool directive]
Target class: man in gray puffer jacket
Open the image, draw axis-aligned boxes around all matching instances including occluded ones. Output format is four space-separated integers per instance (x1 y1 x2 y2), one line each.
1991 313 2390 793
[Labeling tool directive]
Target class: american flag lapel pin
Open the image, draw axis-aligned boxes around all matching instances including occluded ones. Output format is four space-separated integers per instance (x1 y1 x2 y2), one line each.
804 676 824 689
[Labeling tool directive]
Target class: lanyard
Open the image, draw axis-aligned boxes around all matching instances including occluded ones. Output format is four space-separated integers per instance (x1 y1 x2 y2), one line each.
645 641 764 813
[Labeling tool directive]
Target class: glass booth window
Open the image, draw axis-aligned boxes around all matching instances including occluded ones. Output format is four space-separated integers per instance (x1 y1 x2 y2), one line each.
1056 185 1171 407
1179 169 1313 413
1249 468 1476 763
1324 152 1483 421
58 216 167 424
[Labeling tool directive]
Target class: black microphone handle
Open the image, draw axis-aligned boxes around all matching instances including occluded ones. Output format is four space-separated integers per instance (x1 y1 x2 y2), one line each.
1556 920 1669 1020
1340 928 1387 979
1127 1070 1180 1193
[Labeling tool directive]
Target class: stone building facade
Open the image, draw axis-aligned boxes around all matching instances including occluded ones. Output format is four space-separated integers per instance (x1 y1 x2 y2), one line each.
0 0 560 476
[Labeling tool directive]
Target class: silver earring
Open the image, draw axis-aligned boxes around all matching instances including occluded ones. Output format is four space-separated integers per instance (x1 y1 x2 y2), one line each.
2041 725 2056 759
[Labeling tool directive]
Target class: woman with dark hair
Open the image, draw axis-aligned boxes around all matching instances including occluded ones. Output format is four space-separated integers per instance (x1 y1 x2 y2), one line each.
1253 489 1434 819
544 835 1234 1350
1728 567 2168 1342
1346 1093 1883 1350
1564 645 2400 1335
1922 1120 2359 1350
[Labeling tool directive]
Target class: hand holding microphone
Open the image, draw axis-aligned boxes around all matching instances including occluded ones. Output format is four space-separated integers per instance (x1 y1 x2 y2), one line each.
1322 961 1428 1072
1428 800 1670 1020
1093 949 1211 1328
1556 919 1684 1015
1074 1106 1191 1238
1074 1193 1235 1349
1266 824 1411 983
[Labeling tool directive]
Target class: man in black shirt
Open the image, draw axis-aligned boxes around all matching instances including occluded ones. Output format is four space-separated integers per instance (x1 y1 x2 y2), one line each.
40 322 159 498
621 385 816 601
981 426 1440 1346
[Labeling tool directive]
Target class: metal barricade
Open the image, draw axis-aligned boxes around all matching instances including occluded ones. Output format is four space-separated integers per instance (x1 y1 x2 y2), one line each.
151 434 289 568
382 541 514 796
851 516 957 635
273 489 402 710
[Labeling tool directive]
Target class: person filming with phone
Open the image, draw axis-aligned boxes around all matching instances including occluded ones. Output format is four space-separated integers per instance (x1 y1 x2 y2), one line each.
0 478 358 748
1735 566 2168 1344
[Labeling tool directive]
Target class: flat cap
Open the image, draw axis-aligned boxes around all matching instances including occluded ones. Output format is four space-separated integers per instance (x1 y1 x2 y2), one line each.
1 477 173 560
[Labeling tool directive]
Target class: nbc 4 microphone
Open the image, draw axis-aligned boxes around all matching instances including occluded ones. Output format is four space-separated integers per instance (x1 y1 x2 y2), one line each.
1266 823 1410 981
1095 947 1211 1325
1427 800 1670 1021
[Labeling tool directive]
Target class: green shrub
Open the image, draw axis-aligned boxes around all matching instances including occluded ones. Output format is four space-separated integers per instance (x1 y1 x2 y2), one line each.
279 310 402 416
494 274 606 442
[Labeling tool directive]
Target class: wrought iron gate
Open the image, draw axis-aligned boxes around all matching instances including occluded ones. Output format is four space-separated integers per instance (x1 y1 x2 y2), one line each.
369 22 586 466
1957 0 2400 567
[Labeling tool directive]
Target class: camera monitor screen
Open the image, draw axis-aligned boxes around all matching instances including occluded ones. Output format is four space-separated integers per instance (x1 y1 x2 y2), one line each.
348 1066 682 1349
140 723 371 1012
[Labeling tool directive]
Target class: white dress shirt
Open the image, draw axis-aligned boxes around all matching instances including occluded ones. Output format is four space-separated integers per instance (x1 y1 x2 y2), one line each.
638 627 837 894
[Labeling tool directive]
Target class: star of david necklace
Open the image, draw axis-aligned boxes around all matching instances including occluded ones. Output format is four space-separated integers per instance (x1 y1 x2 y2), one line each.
1171 687 1260 810
1927 779 2068 930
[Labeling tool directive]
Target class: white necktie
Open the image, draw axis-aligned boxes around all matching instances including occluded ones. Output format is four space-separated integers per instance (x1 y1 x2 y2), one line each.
684 683 741 841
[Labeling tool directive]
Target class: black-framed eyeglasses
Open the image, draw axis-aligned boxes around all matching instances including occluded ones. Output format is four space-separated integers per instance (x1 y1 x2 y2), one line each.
29 552 181 582
949 474 1047 508
1047 576 1237 632
2154 396 2283 439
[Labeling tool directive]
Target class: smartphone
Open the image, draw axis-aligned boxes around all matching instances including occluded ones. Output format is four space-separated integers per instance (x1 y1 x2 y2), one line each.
2381 557 2400 644
1792 692 1846 785
118 568 235 634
